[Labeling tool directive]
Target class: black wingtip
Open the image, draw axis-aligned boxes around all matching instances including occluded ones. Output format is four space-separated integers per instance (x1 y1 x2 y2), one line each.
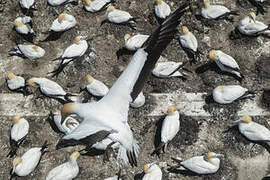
41 140 49 153
151 142 165 156
127 149 137 167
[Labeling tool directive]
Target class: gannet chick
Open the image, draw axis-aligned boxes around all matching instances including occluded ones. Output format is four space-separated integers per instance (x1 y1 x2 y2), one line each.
235 115 270 143
179 26 201 64
10 141 48 178
212 85 255 104
9 44 45 60
152 105 180 155
84 0 115 13
142 162 162 180
155 0 171 20
6 72 28 95
130 91 145 108
51 111 80 134
124 34 149 51
13 16 34 42
209 50 243 79
83 75 109 97
27 77 75 103
50 36 88 77
201 0 238 21
170 152 223 174
101 5 137 30
237 12 270 37
7 116 29 158
46 151 80 180
48 0 78 6
152 61 187 78
56 3 189 167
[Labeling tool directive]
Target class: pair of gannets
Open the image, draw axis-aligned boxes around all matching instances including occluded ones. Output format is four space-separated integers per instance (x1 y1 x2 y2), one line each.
155 0 171 20
84 0 115 13
6 72 28 95
56 3 189 166
9 43 45 60
209 50 243 79
170 152 223 174
142 162 162 180
48 0 78 6
11 141 48 178
50 36 88 77
212 85 255 104
46 151 80 180
13 16 34 42
7 116 29 158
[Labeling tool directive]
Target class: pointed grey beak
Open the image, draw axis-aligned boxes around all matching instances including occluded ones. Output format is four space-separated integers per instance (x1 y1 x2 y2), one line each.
215 154 224 158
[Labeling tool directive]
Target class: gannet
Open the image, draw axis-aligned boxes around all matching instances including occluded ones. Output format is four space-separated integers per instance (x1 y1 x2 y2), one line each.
201 0 238 21
170 152 224 174
9 43 45 60
130 91 145 108
247 0 267 15
56 3 189 167
6 72 28 95
50 36 88 77
27 77 75 103
19 0 36 11
46 151 80 180
209 50 243 79
50 13 76 32
7 116 29 158
142 162 162 180
155 0 171 20
101 5 137 29
152 105 180 155
10 141 48 178
82 75 109 97
124 34 149 51
84 0 115 13
179 26 201 64
13 16 34 42
48 0 78 6
212 85 255 104
152 61 187 78
235 115 270 143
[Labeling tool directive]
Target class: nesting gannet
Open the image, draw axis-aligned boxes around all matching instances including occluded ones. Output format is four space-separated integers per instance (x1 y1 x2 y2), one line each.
179 26 201 64
170 152 224 174
209 50 243 79
142 162 162 180
50 13 76 32
19 0 36 11
124 34 149 51
235 115 270 143
27 77 75 103
13 16 34 42
152 105 180 155
212 85 255 104
101 5 137 29
50 36 88 77
152 61 187 78
7 116 29 158
201 0 238 21
9 43 45 60
56 3 189 167
48 0 78 6
155 0 171 20
237 12 270 37
46 151 80 180
6 72 28 95
130 91 145 108
82 75 109 97
10 141 48 178
84 0 115 13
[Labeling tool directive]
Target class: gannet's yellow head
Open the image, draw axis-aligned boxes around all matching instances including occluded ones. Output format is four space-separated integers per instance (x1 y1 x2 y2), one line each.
143 164 151 174
205 152 213 161
168 105 177 115
13 156 22 166
248 12 256 21
209 50 217 60
27 77 36 87
61 103 76 119
182 26 189 35
242 115 252 123
86 75 94 84
203 1 211 9
156 0 162 5
7 72 15 80
70 151 80 161
124 34 131 41
218 85 226 91
107 5 115 12
12 115 20 124
74 36 81 45
84 0 91 6
13 20 23 27
32 45 39 51
58 13 67 22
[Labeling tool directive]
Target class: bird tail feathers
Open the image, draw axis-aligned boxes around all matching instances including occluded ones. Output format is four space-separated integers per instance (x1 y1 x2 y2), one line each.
117 139 139 167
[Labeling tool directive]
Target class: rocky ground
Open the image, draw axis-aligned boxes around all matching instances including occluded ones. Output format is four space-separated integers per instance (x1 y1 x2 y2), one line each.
0 0 270 179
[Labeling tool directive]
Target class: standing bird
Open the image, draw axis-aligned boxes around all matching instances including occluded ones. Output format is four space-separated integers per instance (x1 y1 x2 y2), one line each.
179 26 201 64
81 75 109 97
6 72 28 95
55 3 189 167
169 152 224 174
124 34 149 51
50 36 89 77
201 0 238 21
154 0 171 22
7 116 29 158
48 0 78 6
13 16 34 42
9 43 45 60
46 151 80 180
83 0 115 13
212 85 255 104
101 5 137 30
152 105 180 155
235 115 270 144
27 77 75 103
142 162 162 180
209 50 243 79
10 141 48 179
130 91 145 108
152 61 188 78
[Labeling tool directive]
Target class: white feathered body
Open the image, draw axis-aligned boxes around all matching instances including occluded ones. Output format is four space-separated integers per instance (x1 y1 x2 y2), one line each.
34 78 67 97
86 79 109 97
62 40 88 59
19 0 35 9
7 75 25 90
53 112 79 134
11 118 29 142
17 44 45 59
238 16 269 35
107 10 134 24
152 61 185 78
50 15 76 32
48 0 76 6
179 32 198 52
142 164 162 180
161 111 180 143
125 34 149 51
213 85 248 104
155 1 171 19
14 17 34 35
84 0 112 12
130 91 145 108
201 5 230 19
